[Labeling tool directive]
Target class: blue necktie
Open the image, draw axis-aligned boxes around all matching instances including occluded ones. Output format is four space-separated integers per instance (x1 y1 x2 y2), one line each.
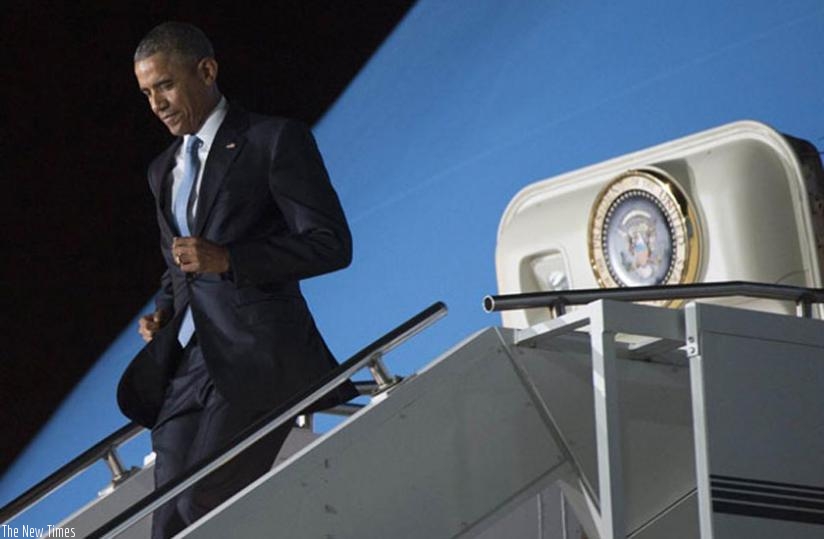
174 135 202 346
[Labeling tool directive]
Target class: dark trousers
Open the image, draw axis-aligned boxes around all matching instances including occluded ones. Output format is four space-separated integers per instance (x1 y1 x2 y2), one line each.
150 338 293 539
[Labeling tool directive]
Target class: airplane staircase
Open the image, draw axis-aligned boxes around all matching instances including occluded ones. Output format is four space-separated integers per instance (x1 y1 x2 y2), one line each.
3 285 824 538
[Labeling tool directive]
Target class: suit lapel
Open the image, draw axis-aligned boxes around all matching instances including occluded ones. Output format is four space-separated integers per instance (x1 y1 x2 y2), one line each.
152 139 182 236
193 106 248 236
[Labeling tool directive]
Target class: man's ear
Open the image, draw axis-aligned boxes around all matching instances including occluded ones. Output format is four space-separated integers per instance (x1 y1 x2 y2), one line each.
198 57 219 85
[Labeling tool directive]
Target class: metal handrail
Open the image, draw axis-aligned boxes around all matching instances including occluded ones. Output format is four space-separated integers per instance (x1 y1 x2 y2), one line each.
483 281 824 317
0 329 419 527
86 301 447 538
0 422 144 525
0 373 383 526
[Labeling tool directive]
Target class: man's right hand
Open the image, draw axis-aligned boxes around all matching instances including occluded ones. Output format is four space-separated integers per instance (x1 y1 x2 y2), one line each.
138 309 170 343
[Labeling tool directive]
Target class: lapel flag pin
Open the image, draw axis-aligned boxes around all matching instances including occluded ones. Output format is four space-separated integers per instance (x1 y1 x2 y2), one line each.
226 142 237 149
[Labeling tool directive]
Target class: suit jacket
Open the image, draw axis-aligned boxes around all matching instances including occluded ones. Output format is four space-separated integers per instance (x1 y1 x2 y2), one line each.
117 105 357 427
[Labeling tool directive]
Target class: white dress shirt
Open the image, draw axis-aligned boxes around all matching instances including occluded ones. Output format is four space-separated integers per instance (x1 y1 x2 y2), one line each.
170 96 229 222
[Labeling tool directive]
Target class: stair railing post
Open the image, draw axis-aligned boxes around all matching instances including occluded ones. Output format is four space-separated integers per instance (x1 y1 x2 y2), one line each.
367 352 399 392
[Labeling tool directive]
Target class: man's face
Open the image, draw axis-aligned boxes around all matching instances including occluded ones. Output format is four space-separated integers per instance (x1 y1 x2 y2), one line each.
135 52 218 136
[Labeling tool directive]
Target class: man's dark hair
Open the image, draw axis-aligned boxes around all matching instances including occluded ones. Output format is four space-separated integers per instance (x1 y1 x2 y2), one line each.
134 21 214 64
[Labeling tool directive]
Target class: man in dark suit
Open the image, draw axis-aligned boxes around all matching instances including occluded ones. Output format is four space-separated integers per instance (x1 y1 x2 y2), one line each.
116 21 357 538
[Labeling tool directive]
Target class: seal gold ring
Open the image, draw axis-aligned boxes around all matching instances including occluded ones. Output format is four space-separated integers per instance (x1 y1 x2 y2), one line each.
588 168 702 306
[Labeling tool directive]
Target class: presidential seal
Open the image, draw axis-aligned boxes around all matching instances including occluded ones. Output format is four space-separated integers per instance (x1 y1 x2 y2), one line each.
588 169 701 300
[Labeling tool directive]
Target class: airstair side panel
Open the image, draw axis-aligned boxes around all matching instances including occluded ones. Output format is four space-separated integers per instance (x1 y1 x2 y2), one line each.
181 328 573 539
49 428 319 538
